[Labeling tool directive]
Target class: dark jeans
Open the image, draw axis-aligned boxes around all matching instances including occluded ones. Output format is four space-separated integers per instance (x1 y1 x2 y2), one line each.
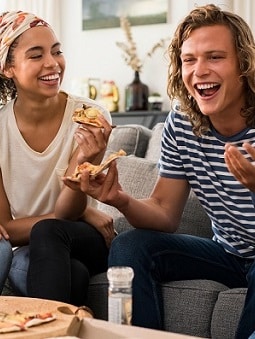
27 218 108 306
108 229 254 339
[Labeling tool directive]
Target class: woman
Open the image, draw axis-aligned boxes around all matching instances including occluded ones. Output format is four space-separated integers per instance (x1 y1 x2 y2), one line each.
0 10 115 306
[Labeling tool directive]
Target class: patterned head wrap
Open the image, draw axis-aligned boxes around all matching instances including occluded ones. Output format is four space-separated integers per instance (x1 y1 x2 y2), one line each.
0 10 50 73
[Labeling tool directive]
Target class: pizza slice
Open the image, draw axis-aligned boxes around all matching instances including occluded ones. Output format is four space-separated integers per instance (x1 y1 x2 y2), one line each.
24 311 56 328
0 310 56 333
69 149 127 182
72 104 103 127
0 320 23 333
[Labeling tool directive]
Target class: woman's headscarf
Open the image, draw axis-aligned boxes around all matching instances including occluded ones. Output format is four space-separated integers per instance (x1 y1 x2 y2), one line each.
0 10 50 73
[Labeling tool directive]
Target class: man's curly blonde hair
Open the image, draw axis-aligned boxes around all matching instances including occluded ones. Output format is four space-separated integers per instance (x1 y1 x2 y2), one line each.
167 4 255 136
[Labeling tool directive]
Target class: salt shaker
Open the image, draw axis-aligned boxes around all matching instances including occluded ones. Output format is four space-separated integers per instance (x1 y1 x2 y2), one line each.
107 266 134 325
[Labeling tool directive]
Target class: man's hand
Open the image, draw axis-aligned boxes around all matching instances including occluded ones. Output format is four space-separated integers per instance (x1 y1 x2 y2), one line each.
224 142 255 191
63 161 125 208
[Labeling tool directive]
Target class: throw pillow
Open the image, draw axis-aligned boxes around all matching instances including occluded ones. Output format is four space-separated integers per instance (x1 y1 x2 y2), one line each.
105 124 152 158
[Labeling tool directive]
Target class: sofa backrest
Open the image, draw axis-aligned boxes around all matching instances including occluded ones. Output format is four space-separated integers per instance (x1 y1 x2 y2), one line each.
178 190 213 238
105 124 152 158
145 122 164 162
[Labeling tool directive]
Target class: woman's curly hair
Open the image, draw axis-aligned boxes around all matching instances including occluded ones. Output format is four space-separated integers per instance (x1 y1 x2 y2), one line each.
167 4 255 136
0 39 18 108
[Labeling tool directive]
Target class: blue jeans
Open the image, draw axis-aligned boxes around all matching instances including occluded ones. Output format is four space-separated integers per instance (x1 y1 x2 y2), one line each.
108 229 254 339
8 246 29 296
0 238 12 293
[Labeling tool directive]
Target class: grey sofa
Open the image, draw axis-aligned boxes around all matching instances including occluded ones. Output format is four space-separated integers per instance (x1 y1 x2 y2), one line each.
2 123 247 339
87 123 247 339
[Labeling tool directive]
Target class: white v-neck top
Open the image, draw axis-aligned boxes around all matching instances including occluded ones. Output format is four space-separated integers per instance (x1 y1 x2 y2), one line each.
0 92 111 218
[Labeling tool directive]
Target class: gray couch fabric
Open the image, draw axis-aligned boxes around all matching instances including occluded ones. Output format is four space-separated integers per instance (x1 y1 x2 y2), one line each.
2 123 247 339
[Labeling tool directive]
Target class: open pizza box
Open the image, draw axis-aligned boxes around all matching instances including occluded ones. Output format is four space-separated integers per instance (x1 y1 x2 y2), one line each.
0 296 200 339
77 317 202 339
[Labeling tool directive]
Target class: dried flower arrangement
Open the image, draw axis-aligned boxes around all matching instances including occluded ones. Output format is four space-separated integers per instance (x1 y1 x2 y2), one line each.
116 17 169 72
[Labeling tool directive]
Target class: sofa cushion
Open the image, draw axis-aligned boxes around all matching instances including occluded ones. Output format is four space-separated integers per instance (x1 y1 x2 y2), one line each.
211 288 246 339
162 279 228 338
117 155 159 197
97 155 159 233
88 274 231 338
177 190 213 238
106 124 152 158
88 272 108 320
145 122 164 162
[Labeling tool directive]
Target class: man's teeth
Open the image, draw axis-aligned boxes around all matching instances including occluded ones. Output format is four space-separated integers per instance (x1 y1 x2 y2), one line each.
196 83 217 89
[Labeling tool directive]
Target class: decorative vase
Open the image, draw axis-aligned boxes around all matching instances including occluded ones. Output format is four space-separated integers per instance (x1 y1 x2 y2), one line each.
125 71 149 111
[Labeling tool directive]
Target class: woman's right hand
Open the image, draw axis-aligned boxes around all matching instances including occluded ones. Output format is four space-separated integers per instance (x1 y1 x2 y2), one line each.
83 207 115 248
74 115 113 165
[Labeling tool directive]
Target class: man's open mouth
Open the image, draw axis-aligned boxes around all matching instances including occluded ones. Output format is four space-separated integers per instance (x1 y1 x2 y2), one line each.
195 83 220 97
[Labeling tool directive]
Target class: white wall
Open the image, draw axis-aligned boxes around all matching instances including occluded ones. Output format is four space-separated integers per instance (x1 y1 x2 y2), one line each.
60 0 175 111
60 0 251 112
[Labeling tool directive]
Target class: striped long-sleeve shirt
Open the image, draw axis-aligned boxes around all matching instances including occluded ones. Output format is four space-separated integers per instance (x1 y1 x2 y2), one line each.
159 111 255 259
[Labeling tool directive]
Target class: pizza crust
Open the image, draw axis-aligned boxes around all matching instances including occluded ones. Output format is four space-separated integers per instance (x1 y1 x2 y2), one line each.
25 314 56 328
69 149 127 182
0 321 23 333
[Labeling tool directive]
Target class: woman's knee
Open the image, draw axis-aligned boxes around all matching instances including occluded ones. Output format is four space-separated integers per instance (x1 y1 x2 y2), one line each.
30 219 63 241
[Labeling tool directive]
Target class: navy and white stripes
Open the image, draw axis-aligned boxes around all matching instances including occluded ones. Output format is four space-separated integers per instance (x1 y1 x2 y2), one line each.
159 111 255 258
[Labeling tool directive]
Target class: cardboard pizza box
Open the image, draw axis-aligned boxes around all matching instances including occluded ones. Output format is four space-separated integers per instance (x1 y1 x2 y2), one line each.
0 296 202 339
78 318 203 339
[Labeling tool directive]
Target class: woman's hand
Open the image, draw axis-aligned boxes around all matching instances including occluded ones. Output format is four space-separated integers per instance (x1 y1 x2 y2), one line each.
225 142 255 192
74 115 113 165
83 206 115 248
0 224 9 240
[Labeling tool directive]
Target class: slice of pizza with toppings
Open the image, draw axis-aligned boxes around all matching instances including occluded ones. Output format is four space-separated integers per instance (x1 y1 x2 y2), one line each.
72 104 103 127
69 149 127 182
0 310 56 333
23 311 56 328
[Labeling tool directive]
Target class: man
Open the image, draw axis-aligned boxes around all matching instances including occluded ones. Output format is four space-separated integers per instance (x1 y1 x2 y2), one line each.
64 4 255 338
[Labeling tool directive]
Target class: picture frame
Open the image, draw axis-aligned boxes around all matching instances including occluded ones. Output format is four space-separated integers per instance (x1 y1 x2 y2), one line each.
82 0 168 30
